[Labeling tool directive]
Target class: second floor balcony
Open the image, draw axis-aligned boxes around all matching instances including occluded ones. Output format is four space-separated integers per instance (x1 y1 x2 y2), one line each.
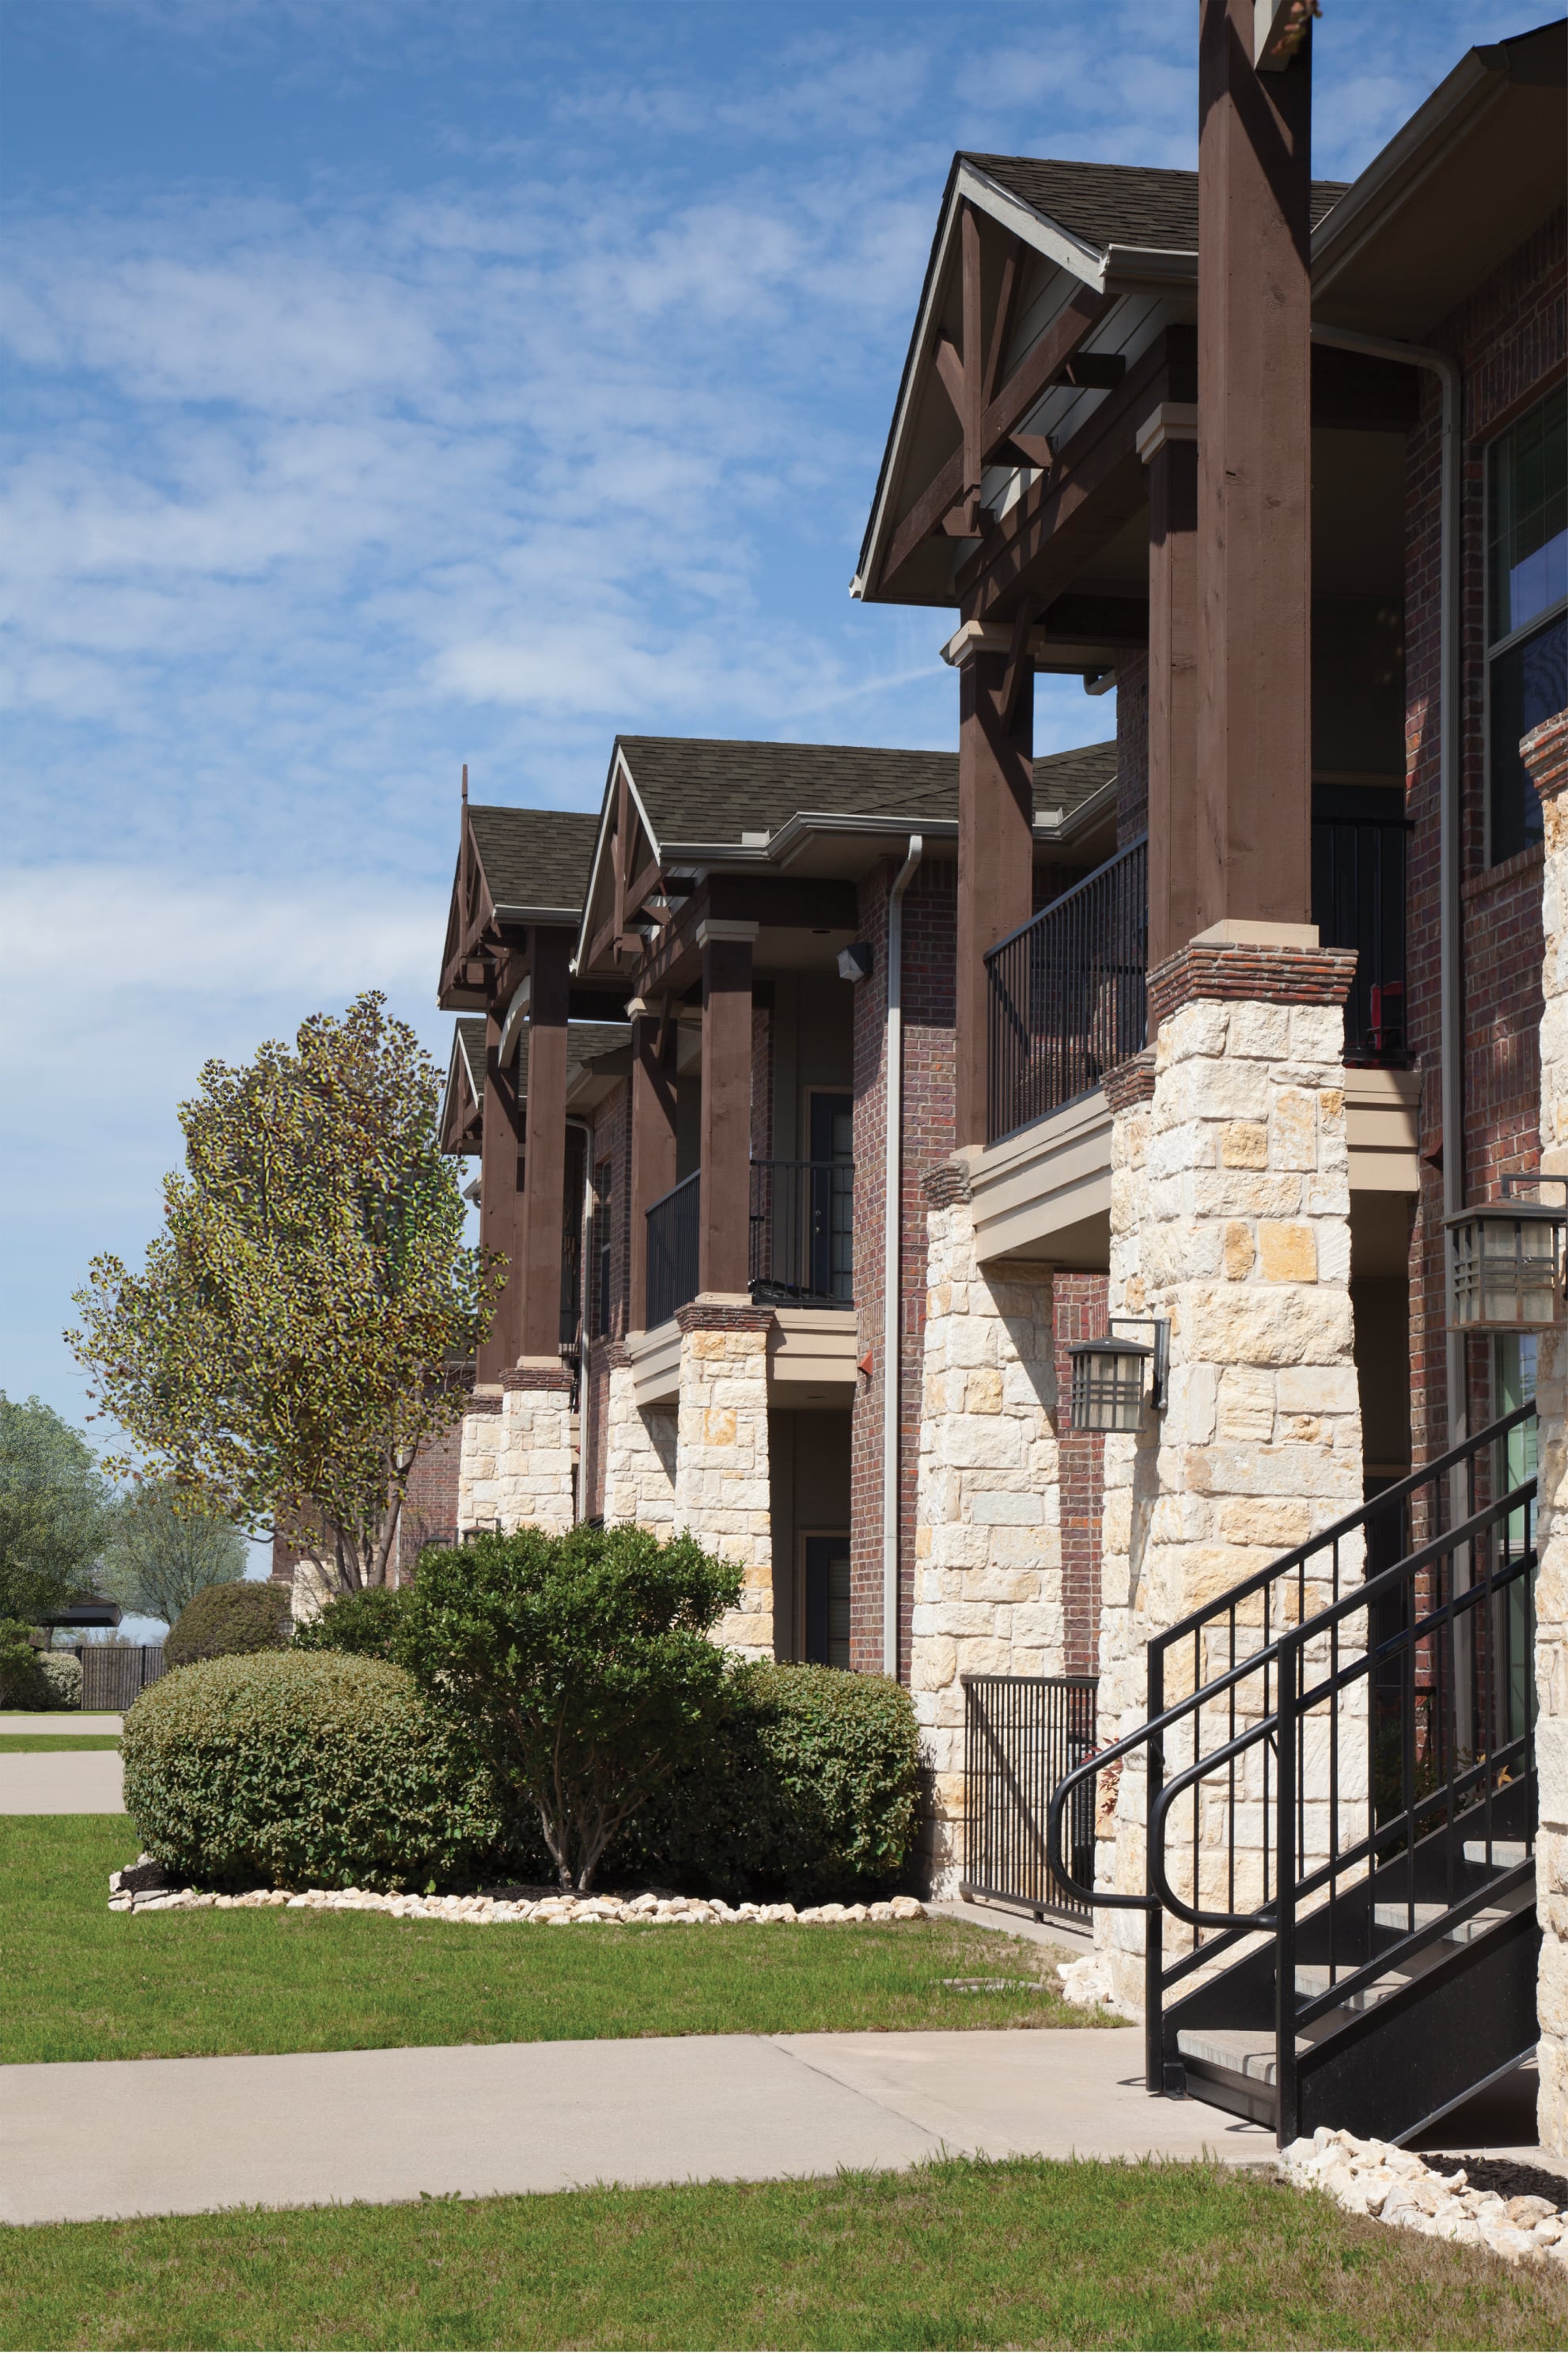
645 1158 854 1328
985 804 1411 1147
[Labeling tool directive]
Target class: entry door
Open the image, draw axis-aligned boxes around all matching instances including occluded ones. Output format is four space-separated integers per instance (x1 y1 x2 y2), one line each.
807 1092 854 1303
803 1534 851 1669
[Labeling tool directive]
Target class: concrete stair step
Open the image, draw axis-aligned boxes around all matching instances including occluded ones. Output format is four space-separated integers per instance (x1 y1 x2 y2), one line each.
1176 2028 1305 2087
1460 1840 1529 1869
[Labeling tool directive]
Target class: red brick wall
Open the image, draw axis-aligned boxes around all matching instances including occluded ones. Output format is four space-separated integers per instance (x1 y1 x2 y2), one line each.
1403 207 1566 1470
396 1423 464 1569
850 855 957 1680
1053 1271 1108 1675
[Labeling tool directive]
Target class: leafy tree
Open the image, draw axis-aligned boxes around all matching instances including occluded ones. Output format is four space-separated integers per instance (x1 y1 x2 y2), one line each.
0 1394 114 1626
404 1524 742 1891
68 994 503 1598
100 1479 248 1629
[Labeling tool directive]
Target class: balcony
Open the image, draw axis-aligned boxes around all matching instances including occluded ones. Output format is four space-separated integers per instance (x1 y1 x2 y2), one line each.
646 1170 701 1330
986 835 1148 1147
1312 797 1410 1068
750 1158 854 1307
644 1158 855 1332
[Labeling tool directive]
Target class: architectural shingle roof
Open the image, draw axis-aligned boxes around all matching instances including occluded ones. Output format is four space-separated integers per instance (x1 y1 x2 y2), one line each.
468 807 599 918
455 1017 487 1097
964 156 1349 256
619 736 1114 849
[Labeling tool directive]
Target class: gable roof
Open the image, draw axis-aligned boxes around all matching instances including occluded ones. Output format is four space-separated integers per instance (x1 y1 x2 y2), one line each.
967 157 1345 263
468 806 599 922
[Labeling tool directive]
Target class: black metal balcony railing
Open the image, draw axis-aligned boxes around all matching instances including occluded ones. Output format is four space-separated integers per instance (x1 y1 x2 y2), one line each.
985 835 1149 1146
646 1170 700 1329
750 1159 854 1305
1312 804 1411 1067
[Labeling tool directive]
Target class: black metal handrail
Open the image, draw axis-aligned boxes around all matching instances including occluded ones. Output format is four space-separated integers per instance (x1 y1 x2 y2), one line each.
961 1673 1097 1925
984 835 1148 1146
1046 1404 1538 2131
646 1171 700 1328
749 1158 854 1305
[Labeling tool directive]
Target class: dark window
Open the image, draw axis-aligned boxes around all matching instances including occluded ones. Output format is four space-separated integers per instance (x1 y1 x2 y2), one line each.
1488 385 1567 863
593 1158 613 1338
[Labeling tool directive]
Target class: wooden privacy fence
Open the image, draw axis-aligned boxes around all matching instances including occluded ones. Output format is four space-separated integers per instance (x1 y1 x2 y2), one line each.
69 1646 166 1711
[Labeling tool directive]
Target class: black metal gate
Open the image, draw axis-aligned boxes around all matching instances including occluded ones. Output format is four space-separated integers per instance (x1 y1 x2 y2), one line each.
960 1672 1097 1925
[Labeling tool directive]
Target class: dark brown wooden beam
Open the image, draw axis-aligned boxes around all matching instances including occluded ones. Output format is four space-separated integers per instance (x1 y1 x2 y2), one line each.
955 646 1034 1149
627 1010 678 1331
1040 593 1149 644
622 851 663 922
1145 424 1201 969
1195 0 1313 933
934 332 966 424
516 925 572 1362
978 283 1110 465
982 240 1022 409
475 1004 525 1384
697 924 756 1296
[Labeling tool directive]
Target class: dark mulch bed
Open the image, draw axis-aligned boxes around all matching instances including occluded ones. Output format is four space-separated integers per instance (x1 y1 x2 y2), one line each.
1430 2153 1568 2206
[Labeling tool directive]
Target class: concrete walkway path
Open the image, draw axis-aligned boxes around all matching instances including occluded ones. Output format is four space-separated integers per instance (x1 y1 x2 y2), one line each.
0 2029 1274 2224
0 1749 124 1813
0 1714 123 1735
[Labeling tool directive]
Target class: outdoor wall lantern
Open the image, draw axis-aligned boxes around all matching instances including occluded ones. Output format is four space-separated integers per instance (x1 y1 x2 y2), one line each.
1446 1176 1568 1332
1068 1318 1169 1434
837 942 874 983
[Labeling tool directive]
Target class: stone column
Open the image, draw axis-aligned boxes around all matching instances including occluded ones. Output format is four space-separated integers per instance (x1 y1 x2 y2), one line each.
1089 945 1365 2015
602 1347 677 1537
457 1390 505 1536
1524 706 1568 2156
491 1364 575 1536
672 1301 775 1659
911 1158 1062 1893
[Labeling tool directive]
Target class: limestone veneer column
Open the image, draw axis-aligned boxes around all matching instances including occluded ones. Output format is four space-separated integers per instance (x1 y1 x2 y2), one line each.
911 1158 1061 1894
672 1300 774 1659
1523 706 1568 2156
1092 946 1365 2015
457 1392 505 1535
492 1364 575 1535
601 1346 677 1537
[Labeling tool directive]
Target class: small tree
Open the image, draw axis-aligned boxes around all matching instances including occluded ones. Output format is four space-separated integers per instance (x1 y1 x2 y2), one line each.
100 1479 248 1629
68 994 503 1597
0 1394 114 1626
405 1524 742 1891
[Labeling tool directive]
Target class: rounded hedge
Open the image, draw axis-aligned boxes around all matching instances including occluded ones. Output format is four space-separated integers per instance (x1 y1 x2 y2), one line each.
39 1653 81 1710
625 1661 921 1902
293 1585 412 1661
120 1651 512 1891
165 1581 292 1668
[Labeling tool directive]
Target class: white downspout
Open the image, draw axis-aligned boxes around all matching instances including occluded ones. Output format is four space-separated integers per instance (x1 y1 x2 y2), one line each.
1311 324 1463 1449
566 1115 595 1524
884 835 924 1678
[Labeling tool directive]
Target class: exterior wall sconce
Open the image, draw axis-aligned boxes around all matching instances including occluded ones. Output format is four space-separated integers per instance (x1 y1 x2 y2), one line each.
1068 1318 1169 1434
1446 1175 1568 1332
838 942 874 982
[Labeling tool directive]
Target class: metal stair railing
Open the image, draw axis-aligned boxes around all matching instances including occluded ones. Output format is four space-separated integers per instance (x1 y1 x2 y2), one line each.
1047 1404 1538 2110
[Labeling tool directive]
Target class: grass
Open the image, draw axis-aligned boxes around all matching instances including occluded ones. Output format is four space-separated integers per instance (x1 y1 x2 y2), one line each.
5 2157 1565 2351
0 1735 122 1750
0 1817 1107 2064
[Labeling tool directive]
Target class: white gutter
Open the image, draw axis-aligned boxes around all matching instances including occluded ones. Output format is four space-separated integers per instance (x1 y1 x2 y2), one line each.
1311 322 1463 1449
884 835 924 1678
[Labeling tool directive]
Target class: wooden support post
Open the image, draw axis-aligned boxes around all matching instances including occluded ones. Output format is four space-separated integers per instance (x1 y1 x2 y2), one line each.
955 641 1034 1149
627 1006 678 1332
697 921 757 1296
1196 0 1313 935
1142 408 1201 968
476 1005 526 1385
516 925 572 1365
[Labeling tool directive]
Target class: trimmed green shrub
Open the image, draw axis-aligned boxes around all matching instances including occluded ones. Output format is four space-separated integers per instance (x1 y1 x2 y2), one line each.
405 1524 740 1889
120 1650 516 1891
0 1619 46 1709
165 1579 290 1668
623 1662 921 1904
39 1652 81 1710
294 1584 412 1661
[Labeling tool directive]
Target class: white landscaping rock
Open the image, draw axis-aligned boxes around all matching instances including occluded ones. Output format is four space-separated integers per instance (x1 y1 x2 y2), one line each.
1279 2131 1568 2264
107 1871 927 1931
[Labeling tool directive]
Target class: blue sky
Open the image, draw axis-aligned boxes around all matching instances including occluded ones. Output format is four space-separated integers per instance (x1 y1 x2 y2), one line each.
0 0 1542 1465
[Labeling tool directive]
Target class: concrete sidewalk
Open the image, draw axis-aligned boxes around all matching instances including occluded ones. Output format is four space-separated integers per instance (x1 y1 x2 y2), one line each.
0 2029 1274 2224
0 1750 124 1813
0 1714 124 1735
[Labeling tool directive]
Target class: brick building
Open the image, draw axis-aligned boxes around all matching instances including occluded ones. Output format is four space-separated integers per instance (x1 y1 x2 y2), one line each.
427 13 1566 2148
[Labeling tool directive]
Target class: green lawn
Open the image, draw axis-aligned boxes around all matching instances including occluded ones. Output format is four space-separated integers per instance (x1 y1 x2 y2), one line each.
6 2157 1564 2351
0 1735 122 1750
1 1817 1105 2063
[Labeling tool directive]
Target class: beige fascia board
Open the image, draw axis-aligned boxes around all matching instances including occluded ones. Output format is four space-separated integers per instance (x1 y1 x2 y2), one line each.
767 1306 858 1400
627 1320 683 1408
971 1086 1114 1267
1346 1067 1421 1195
1311 48 1498 297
